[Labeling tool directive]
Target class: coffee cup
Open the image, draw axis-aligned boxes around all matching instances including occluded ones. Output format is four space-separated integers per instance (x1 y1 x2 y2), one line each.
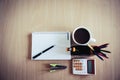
72 26 96 45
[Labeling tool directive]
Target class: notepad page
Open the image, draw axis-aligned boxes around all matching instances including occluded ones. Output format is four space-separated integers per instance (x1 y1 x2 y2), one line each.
31 32 71 60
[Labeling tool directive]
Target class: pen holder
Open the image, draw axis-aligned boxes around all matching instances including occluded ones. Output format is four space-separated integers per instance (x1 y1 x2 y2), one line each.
67 45 93 56
67 43 110 60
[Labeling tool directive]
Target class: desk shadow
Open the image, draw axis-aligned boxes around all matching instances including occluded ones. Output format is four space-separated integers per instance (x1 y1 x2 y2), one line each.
68 60 73 75
27 34 32 60
70 34 77 46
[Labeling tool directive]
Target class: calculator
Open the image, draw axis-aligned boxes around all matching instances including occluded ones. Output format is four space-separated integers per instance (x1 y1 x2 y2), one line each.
72 58 96 75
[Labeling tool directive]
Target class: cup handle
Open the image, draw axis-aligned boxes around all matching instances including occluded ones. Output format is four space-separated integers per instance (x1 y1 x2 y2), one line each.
90 38 96 43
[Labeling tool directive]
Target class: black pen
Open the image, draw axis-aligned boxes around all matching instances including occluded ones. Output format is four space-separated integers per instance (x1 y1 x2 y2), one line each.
33 45 55 59
88 44 104 61
94 52 104 61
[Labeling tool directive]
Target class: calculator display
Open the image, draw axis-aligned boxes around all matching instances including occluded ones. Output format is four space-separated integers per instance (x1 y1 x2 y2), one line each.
87 60 95 74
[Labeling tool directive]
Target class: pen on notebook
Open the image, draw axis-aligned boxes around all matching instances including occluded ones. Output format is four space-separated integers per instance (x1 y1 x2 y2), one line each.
33 45 55 59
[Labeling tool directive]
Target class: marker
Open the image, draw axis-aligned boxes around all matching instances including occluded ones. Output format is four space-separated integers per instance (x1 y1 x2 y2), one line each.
33 45 55 59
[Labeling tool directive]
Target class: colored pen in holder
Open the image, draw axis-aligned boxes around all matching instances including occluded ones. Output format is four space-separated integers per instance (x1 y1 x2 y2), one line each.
88 43 111 61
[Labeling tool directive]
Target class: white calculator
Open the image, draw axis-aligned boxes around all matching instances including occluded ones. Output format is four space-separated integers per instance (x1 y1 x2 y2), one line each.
72 58 96 75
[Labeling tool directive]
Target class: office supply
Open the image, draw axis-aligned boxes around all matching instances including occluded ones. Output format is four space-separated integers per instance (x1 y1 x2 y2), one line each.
99 53 108 59
87 43 110 60
101 50 111 53
49 64 67 72
88 44 104 61
33 45 55 59
92 43 110 60
67 45 91 56
98 43 109 48
88 44 94 50
94 52 104 60
31 32 71 60
72 59 96 75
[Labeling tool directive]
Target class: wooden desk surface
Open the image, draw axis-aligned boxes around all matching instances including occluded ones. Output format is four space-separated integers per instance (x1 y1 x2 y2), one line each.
0 0 120 80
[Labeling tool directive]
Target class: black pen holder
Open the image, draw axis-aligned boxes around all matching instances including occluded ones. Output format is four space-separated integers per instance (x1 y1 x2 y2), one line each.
69 45 93 56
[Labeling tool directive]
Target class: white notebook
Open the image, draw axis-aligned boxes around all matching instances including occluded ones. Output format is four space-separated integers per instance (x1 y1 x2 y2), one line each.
31 32 71 60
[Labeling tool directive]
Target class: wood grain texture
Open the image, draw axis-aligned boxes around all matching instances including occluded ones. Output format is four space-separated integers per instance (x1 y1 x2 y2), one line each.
0 0 120 80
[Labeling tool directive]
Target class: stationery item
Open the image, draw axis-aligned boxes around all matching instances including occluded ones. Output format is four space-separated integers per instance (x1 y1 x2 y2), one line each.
67 45 92 56
49 64 67 72
72 59 96 75
98 43 109 49
31 32 71 60
99 53 108 59
88 43 111 61
88 44 104 61
72 26 96 45
94 51 104 61
33 45 55 59
88 44 94 50
101 50 111 53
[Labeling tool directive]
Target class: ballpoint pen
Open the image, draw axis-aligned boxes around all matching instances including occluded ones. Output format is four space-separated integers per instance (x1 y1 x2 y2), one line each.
99 53 109 59
93 51 104 61
33 45 55 59
92 43 111 60
88 44 104 61
101 50 111 53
